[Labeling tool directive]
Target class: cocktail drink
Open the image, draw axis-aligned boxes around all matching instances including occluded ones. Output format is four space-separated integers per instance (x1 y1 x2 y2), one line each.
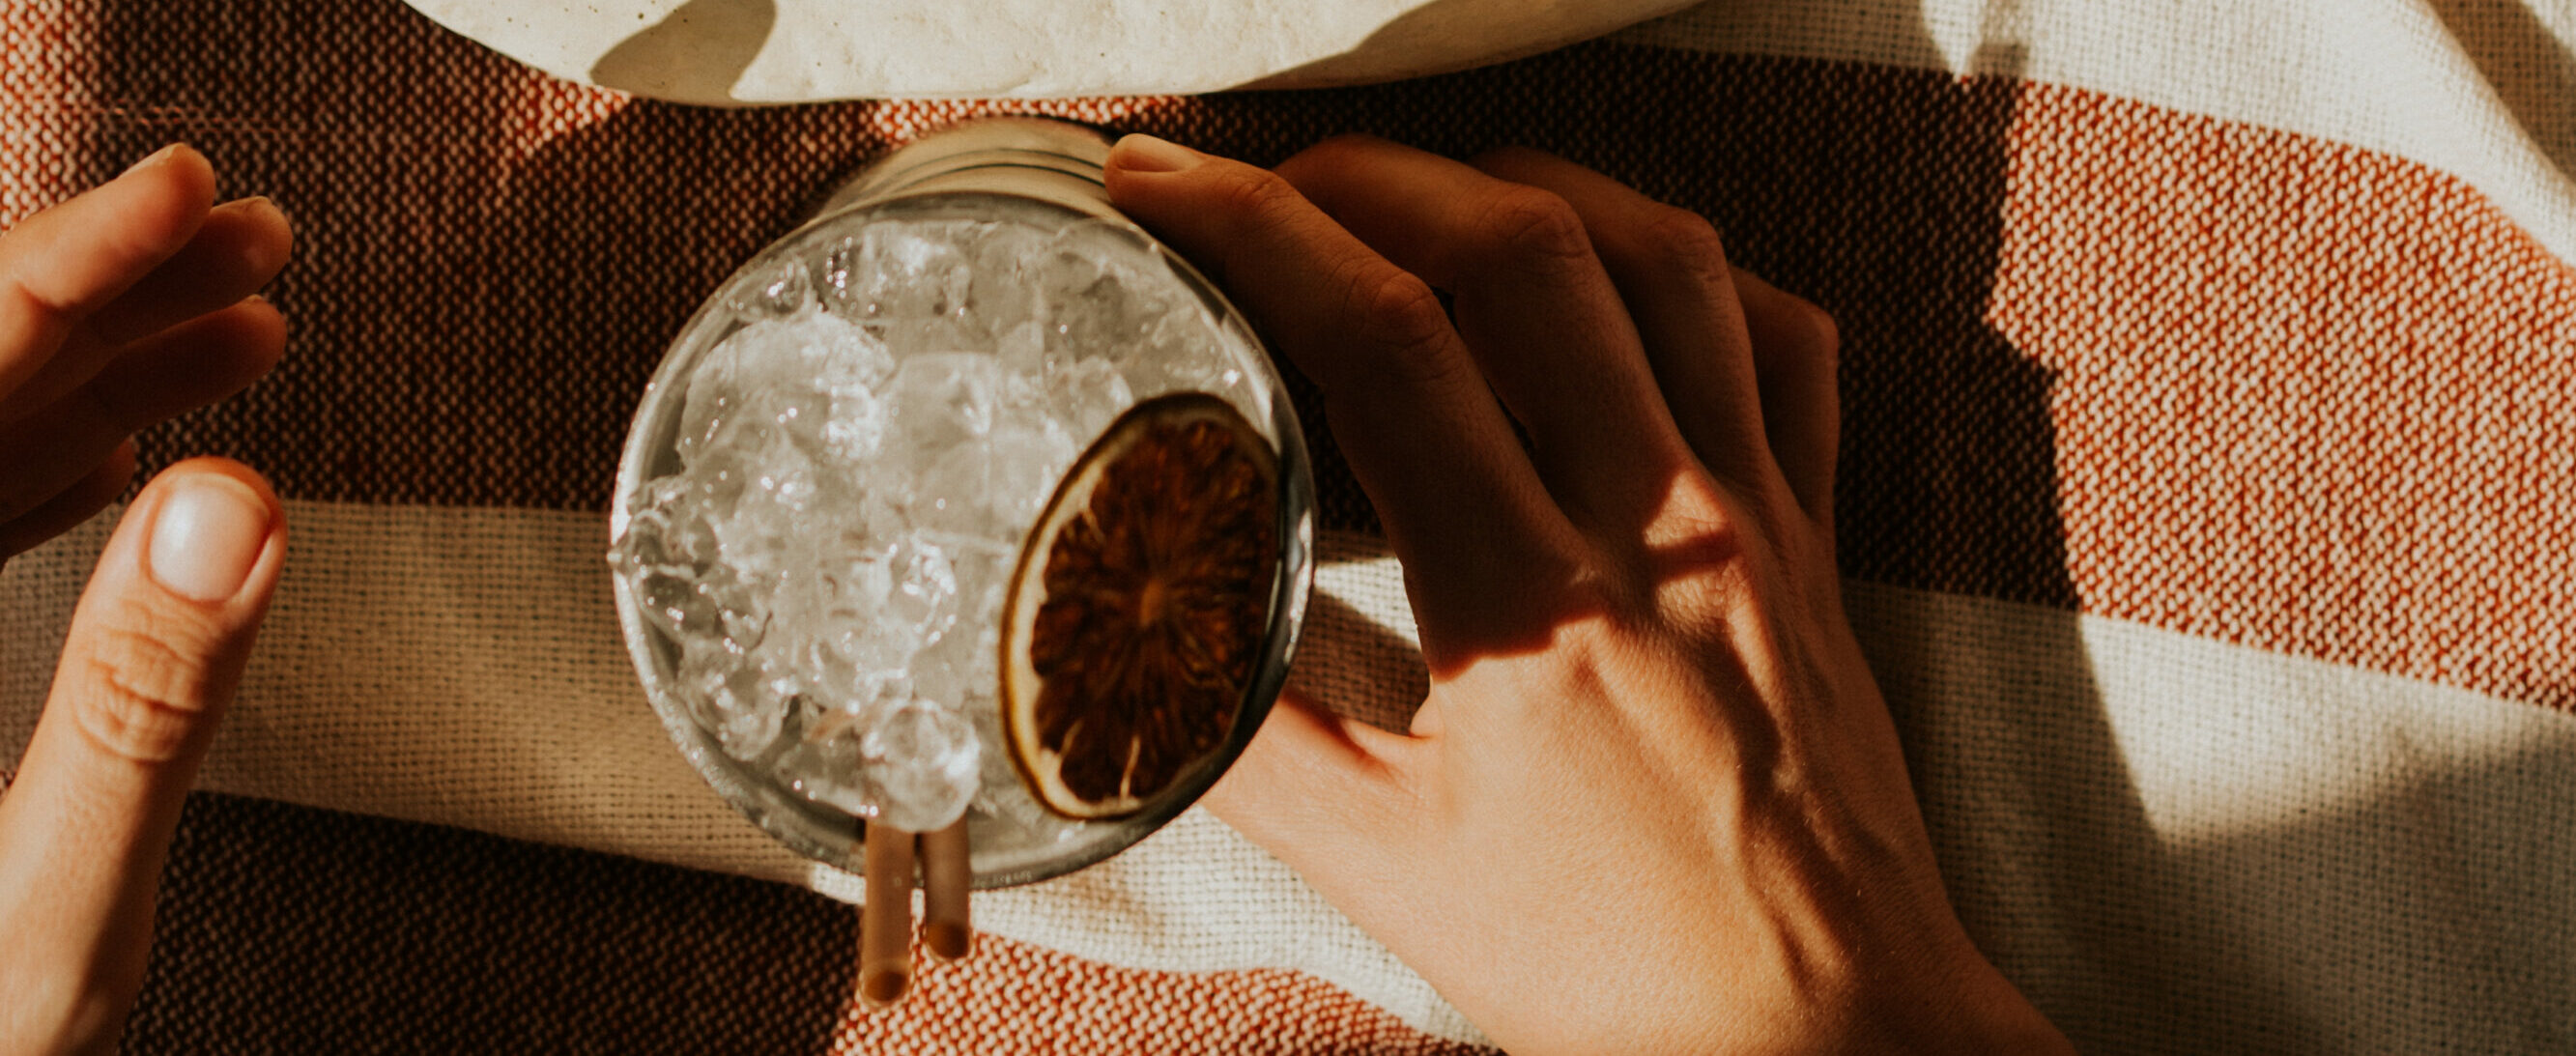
609 120 1314 894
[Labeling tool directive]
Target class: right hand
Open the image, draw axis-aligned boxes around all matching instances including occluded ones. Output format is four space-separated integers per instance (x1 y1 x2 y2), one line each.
0 144 292 1056
1106 133 2069 1055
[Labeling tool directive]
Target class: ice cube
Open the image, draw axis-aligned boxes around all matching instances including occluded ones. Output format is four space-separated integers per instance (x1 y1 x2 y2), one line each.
637 564 766 649
1042 259 1166 365
616 476 716 568
680 400 775 517
1045 355 1131 450
726 311 893 422
698 410 820 580
1029 240 1105 300
882 533 960 644
985 419 1078 534
688 309 895 464
910 416 1077 540
678 641 796 761
776 553 917 709
674 341 741 468
902 530 1008 703
1115 298 1224 398
815 383 889 465
778 710 875 816
908 442 987 537
801 310 899 394
996 319 1045 381
862 697 981 832
785 339 898 471
727 254 813 320
886 351 1006 456
705 314 809 395
840 226 971 324
929 531 1015 611
829 219 1055 345
614 476 747 642
911 614 995 711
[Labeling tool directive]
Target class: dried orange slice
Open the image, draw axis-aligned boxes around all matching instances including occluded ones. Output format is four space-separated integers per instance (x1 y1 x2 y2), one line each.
1000 392 1279 819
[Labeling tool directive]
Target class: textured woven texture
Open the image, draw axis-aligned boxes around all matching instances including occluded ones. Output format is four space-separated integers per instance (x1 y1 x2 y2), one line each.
4 0 2575 1051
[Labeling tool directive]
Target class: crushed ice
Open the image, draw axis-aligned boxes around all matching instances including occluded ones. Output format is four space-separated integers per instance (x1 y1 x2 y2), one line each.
612 214 1260 841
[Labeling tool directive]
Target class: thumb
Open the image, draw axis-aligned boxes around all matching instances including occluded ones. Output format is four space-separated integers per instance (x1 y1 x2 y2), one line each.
0 458 283 1051
1201 687 1423 889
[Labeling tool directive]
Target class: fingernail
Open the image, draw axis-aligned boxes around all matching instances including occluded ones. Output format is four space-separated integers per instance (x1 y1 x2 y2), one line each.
122 143 184 177
148 474 271 602
1110 134 1203 174
223 198 295 276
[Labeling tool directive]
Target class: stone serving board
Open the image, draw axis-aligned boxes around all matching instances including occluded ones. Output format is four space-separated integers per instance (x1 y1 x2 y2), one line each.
402 0 1697 104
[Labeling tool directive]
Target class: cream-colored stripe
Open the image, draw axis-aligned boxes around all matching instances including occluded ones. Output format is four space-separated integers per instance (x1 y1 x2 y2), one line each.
7 502 2573 1049
0 501 811 879
1617 0 2576 266
1846 579 2576 1052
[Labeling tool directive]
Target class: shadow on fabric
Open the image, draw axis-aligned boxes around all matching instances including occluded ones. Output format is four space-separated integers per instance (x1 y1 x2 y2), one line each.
589 0 779 106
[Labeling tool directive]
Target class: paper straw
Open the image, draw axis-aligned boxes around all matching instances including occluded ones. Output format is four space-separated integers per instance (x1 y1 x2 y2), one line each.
920 818 973 960
859 825 917 1009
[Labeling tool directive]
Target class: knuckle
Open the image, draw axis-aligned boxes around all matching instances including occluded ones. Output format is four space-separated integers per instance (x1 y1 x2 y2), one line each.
1211 162 1302 220
1343 265 1473 391
1765 293 1840 377
1657 474 1754 553
1634 476 1764 602
1794 298 1842 362
71 601 227 763
1471 186 1591 268
2 269 80 330
1636 206 1732 284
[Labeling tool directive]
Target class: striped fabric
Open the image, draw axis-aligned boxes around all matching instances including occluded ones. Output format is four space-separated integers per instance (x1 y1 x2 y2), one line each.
3 0 2572 1052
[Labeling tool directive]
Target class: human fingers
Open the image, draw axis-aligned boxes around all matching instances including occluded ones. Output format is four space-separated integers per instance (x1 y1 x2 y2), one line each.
1 195 288 423
1103 134 1587 657
0 144 216 413
1272 135 1698 535
82 197 292 351
1198 688 1421 893
1732 269 1841 531
0 459 284 1055
1464 148 1781 504
0 442 135 565
0 299 288 528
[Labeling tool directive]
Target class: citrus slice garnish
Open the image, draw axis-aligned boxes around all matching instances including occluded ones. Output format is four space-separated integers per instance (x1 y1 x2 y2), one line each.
1000 391 1280 819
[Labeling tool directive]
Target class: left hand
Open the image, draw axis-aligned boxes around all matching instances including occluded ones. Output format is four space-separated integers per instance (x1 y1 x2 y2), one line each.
0 144 293 1056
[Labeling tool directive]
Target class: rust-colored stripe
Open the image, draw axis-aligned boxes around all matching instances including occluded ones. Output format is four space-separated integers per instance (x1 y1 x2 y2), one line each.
1990 85 2576 708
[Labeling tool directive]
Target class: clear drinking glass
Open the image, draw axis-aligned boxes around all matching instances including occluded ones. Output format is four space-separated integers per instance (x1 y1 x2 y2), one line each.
610 118 1315 889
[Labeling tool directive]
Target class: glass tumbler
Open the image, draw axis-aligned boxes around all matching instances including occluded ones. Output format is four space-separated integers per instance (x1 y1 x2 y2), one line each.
610 117 1315 889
